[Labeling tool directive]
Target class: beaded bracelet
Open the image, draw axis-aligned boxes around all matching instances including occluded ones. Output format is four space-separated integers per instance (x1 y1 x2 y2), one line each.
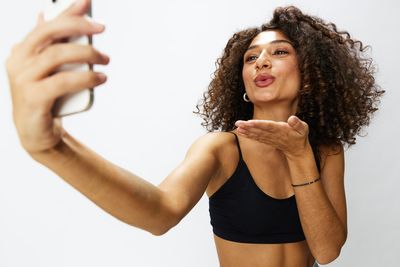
291 177 321 187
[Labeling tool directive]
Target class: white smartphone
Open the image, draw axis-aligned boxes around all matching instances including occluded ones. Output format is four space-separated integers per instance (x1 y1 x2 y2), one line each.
43 0 94 117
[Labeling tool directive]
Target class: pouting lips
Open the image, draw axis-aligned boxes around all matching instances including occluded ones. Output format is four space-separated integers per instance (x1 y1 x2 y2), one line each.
254 73 275 87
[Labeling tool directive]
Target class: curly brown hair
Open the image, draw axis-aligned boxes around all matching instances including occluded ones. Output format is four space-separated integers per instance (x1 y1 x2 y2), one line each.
195 5 384 164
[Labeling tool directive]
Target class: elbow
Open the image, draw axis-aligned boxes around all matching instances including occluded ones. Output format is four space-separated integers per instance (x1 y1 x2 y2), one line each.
315 248 341 265
129 197 184 236
150 201 186 236
149 228 168 236
118 215 177 236
314 239 346 265
127 221 176 236
315 229 347 264
148 214 181 236
149 224 174 236
122 213 179 236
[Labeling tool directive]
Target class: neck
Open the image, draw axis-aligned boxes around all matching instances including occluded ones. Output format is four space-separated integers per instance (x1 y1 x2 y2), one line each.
252 101 298 122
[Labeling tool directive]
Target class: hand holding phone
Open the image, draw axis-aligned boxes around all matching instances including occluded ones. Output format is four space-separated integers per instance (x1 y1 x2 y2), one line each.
44 0 95 117
6 0 108 154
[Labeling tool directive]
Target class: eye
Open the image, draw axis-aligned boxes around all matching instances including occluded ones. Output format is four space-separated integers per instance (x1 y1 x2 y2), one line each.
245 55 258 62
272 50 289 56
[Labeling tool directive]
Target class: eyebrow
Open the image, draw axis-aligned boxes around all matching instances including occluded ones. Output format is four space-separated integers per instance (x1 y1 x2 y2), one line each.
246 40 294 51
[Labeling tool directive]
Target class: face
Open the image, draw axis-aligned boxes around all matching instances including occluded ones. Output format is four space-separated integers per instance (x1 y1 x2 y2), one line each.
242 30 301 105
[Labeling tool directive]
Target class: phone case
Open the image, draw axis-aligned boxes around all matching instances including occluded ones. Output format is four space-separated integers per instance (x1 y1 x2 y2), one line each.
43 0 94 117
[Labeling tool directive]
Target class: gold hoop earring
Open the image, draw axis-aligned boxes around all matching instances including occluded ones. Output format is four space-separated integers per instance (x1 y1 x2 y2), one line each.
243 93 250 102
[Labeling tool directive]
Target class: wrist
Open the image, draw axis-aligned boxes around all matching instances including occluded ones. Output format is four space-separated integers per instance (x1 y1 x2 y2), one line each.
21 120 64 157
30 139 67 162
285 141 313 162
285 142 320 186
291 177 321 187
29 133 75 167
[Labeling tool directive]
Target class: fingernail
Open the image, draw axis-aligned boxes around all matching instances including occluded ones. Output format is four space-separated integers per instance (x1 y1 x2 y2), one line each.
101 52 109 60
98 52 110 63
96 73 107 82
91 21 105 31
86 17 105 31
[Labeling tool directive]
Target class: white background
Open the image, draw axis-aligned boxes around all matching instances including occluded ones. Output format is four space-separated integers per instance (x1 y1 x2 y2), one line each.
0 0 399 266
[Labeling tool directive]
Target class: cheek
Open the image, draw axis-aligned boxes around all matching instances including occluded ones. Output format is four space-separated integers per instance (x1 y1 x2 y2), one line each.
242 67 252 85
277 62 301 86
291 66 301 87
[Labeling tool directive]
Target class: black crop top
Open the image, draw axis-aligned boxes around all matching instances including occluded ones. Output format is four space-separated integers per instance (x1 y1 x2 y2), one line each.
209 133 305 244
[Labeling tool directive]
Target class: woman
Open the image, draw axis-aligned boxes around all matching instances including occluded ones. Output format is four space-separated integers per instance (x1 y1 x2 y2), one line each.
6 0 383 266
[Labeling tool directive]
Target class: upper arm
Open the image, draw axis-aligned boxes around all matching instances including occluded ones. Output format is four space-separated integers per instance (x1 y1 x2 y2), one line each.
320 144 347 235
157 133 222 225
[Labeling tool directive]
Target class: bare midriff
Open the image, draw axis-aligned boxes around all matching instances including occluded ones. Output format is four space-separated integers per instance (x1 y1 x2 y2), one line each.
213 235 315 267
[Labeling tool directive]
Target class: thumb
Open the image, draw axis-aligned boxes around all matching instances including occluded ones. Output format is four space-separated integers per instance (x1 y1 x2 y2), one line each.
287 116 308 135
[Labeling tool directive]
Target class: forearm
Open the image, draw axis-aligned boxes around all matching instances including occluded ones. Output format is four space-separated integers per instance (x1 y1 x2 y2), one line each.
286 144 346 264
30 131 171 235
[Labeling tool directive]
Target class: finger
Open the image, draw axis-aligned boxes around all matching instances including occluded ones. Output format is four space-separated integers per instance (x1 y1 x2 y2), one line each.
238 120 279 133
22 16 104 55
237 126 274 144
40 71 107 101
26 43 109 80
250 120 278 132
235 120 254 128
236 121 261 133
236 126 249 135
287 116 307 134
237 124 265 137
59 0 91 17
237 119 274 127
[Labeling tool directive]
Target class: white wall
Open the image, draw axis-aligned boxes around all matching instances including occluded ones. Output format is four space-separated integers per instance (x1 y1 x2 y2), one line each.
0 0 398 266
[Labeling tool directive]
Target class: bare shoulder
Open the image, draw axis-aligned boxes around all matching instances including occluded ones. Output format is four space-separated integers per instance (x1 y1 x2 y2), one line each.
191 132 240 197
157 132 238 223
188 132 238 188
189 131 237 159
319 142 343 156
318 143 344 171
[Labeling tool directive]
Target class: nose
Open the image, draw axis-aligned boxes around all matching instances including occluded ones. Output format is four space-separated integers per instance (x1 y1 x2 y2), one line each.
255 52 271 70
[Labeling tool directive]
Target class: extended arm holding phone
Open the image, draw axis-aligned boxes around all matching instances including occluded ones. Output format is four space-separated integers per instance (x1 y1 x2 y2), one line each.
6 0 216 236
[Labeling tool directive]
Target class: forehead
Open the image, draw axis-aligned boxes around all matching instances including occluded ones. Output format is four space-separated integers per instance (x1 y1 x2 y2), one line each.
249 30 290 46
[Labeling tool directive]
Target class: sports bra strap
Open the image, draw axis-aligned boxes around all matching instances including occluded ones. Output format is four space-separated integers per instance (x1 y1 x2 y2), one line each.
229 132 243 159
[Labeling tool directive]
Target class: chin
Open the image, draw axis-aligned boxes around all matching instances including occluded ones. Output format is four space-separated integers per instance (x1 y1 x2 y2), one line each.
251 93 275 103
